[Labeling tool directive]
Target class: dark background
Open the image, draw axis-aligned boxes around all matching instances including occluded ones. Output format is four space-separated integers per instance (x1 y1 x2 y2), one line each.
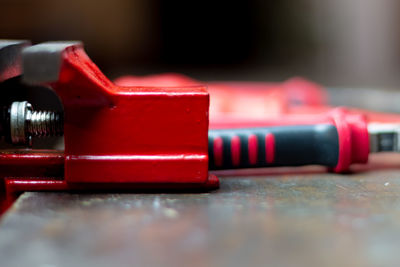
2 0 400 87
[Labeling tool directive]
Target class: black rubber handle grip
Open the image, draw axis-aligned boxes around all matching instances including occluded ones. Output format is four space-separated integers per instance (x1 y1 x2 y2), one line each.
208 124 339 170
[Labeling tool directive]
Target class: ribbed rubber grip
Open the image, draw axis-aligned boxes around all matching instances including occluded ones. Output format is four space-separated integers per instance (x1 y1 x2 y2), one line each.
208 124 339 170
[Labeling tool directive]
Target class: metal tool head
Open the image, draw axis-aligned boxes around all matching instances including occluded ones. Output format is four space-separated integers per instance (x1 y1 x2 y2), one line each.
0 40 31 82
368 123 400 152
22 41 83 84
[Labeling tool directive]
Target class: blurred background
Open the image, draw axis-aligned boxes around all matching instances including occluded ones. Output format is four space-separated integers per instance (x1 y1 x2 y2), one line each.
2 0 400 88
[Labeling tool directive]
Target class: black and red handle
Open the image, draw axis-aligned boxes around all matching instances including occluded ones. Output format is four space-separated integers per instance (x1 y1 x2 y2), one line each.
208 109 370 172
209 124 339 169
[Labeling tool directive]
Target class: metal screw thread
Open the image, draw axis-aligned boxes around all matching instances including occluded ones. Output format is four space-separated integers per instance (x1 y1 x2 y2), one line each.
27 110 64 137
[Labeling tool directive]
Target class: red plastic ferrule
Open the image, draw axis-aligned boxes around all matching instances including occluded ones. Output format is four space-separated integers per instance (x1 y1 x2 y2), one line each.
329 108 369 172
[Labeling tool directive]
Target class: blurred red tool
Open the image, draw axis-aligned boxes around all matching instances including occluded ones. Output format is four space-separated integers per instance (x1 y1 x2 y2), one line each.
116 74 400 172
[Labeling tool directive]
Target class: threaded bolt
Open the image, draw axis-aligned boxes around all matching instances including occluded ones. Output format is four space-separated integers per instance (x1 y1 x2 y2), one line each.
28 110 63 137
10 101 63 146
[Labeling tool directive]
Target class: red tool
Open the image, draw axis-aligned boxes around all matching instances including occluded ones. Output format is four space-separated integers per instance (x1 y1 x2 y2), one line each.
0 40 399 213
0 40 216 212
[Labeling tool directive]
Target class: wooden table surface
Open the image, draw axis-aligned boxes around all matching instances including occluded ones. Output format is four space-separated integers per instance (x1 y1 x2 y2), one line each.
1 154 400 267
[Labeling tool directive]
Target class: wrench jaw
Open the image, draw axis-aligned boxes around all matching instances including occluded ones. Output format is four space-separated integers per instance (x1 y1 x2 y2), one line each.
7 40 215 191
0 40 31 82
0 39 217 214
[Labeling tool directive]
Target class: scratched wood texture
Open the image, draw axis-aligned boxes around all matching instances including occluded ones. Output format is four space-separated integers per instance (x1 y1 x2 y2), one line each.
1 154 400 267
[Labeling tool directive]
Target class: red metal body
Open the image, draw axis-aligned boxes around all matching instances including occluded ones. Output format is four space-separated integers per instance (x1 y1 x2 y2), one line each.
0 44 218 212
55 46 213 186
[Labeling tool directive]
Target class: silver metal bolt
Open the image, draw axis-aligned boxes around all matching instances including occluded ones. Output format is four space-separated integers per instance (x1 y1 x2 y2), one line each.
10 101 63 146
